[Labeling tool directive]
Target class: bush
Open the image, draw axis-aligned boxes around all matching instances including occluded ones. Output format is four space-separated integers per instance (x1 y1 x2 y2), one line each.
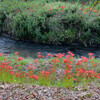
0 0 100 46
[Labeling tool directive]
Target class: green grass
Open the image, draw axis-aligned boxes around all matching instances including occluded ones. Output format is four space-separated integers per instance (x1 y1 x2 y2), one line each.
0 52 100 89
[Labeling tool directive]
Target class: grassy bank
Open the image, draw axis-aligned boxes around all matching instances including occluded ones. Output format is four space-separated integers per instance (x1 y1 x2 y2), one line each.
0 0 100 46
0 52 100 89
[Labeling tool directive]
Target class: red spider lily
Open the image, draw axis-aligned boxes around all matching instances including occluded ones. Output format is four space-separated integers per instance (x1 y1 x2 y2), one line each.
63 70 71 77
6 62 10 65
15 72 21 77
73 78 76 81
5 66 12 71
65 64 72 70
51 59 59 63
85 8 88 10
95 73 100 79
76 68 84 74
59 6 65 9
30 63 33 66
33 67 36 70
27 65 34 69
51 68 56 73
55 53 64 58
75 60 82 66
0 53 3 56
29 71 33 74
14 65 17 67
15 52 18 55
47 53 53 57
41 4 44 6
27 66 30 69
33 75 39 80
75 73 80 76
72 2 75 4
4 54 7 56
63 59 71 64
24 73 28 78
93 10 96 12
66 55 70 59
81 3 84 6
34 59 38 63
50 65 53 68
29 75 39 80
37 52 41 54
84 70 95 78
80 7 83 11
18 57 23 61
88 53 94 57
64 70 70 73
91 56 95 59
95 12 99 16
38 55 41 58
42 55 44 58
81 56 88 62
29 9 32 11
41 71 50 78
67 51 74 57
49 8 52 10
10 71 14 75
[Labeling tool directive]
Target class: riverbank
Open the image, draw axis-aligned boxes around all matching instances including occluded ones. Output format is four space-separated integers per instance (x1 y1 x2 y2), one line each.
0 0 100 46
0 51 100 99
0 52 100 86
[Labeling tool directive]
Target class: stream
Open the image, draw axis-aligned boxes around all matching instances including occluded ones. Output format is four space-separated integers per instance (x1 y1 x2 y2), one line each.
0 34 100 58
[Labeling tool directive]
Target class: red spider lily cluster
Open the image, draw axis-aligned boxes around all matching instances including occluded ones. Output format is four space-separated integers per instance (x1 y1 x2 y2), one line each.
0 51 100 88
24 1 99 17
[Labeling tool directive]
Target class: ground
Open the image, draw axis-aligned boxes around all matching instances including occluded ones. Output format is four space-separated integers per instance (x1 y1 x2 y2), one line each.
0 83 100 100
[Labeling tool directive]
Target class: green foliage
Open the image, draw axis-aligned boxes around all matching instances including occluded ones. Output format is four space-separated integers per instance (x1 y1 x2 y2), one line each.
0 0 100 46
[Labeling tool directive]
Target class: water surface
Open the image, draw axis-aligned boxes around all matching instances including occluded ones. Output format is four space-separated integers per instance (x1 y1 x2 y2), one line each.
0 34 100 58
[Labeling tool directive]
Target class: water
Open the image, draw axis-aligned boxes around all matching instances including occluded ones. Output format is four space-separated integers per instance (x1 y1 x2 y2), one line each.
0 34 100 58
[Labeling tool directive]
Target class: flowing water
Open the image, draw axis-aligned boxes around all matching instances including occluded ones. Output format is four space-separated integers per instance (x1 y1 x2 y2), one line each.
0 34 100 58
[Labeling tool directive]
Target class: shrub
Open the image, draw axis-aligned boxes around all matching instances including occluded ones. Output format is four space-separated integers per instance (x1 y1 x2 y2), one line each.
0 0 100 46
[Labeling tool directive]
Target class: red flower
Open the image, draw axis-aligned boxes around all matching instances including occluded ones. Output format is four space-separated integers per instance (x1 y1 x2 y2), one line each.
49 8 52 10
76 68 83 74
41 71 50 77
29 71 33 74
0 53 3 56
59 6 65 9
15 52 18 55
29 9 32 11
51 68 56 73
37 52 41 54
18 57 23 61
10 71 14 75
72 2 75 4
4 54 7 56
15 73 20 77
34 59 38 63
33 75 39 80
52 59 59 63
88 53 94 57
67 51 74 57
38 55 41 58
80 7 83 11
81 56 88 62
